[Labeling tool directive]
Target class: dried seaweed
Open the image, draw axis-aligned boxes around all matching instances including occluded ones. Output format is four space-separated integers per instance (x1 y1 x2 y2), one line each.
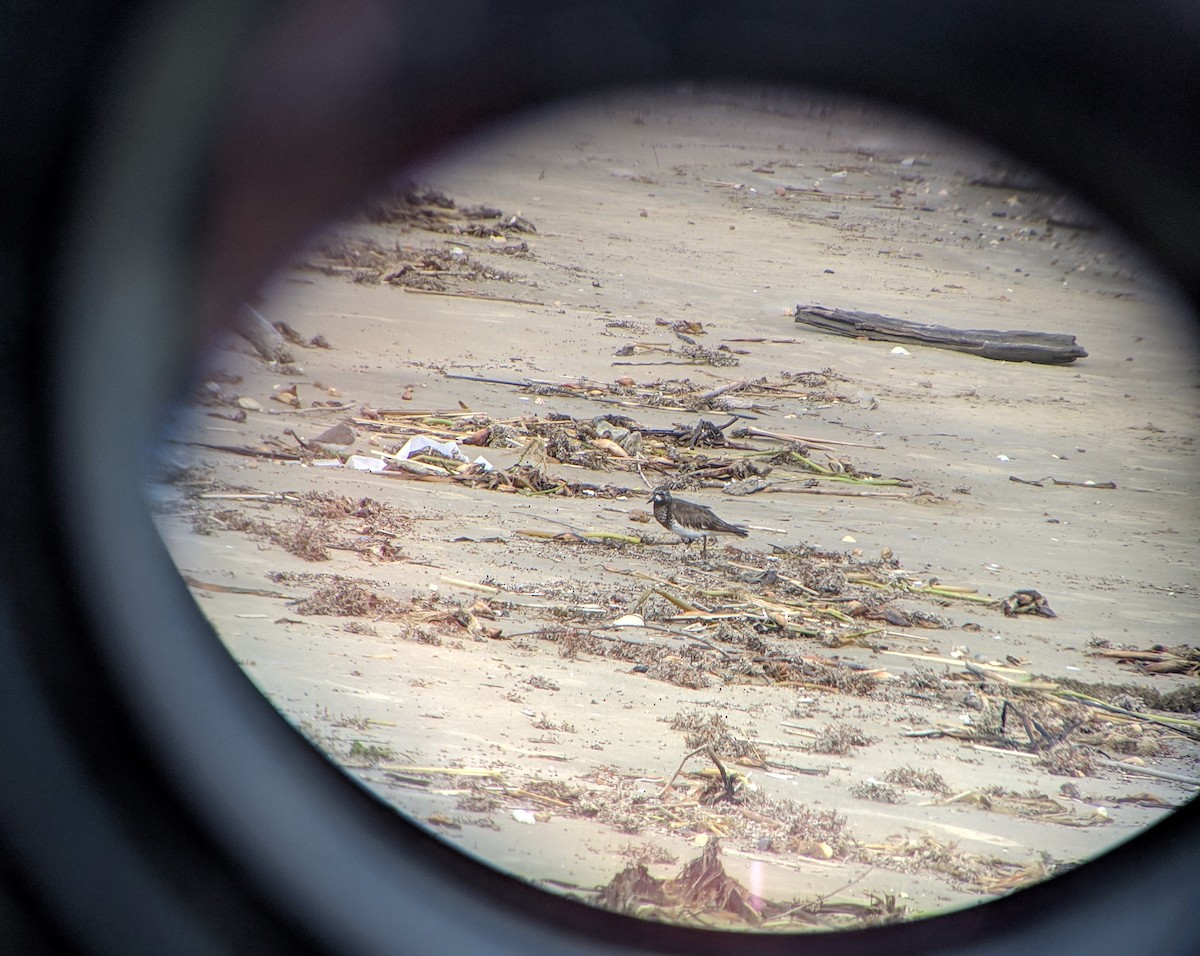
190 492 410 563
883 766 951 795
811 724 877 755
293 582 409 617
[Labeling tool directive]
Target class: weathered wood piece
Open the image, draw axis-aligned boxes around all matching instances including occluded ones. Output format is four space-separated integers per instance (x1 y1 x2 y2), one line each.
236 304 294 364
794 304 1088 364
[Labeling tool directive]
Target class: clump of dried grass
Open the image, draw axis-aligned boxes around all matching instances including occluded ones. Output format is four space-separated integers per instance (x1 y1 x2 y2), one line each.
294 582 408 617
1036 747 1098 777
209 510 333 561
810 724 876 755
670 711 764 763
850 780 903 803
883 765 952 795
191 493 409 562
747 791 851 856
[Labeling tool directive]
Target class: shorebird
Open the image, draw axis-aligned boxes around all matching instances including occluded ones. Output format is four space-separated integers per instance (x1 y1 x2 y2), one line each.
650 488 748 557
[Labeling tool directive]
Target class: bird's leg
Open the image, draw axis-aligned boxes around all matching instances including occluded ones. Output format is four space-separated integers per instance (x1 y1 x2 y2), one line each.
702 536 708 558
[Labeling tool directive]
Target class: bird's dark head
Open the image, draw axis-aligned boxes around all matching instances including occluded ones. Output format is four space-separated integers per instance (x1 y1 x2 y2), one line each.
650 488 671 505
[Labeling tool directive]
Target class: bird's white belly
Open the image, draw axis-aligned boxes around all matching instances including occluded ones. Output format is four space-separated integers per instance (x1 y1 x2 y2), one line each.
670 522 711 541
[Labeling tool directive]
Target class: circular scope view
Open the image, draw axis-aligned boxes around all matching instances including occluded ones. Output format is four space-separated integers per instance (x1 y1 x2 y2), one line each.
149 87 1199 931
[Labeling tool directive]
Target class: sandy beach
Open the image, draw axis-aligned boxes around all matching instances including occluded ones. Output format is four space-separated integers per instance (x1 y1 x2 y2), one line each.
150 87 1200 930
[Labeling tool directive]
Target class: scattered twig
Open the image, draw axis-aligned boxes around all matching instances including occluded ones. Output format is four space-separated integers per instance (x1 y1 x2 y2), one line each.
402 287 543 306
375 765 504 778
763 486 913 499
735 426 883 450
198 492 296 502
722 337 801 345
444 372 532 388
174 441 302 461
1010 475 1117 490
1093 758 1200 787
182 576 296 600
1052 689 1200 736
439 576 501 595
659 745 711 797
782 186 878 201
881 650 1028 675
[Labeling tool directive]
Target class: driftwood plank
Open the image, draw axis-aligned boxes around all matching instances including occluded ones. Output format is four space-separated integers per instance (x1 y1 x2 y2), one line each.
794 304 1088 364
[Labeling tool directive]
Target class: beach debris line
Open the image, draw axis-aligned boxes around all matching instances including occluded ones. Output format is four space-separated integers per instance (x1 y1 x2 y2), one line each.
444 368 855 414
363 183 536 238
343 402 910 489
230 398 912 496
896 658 1200 771
794 304 1088 364
294 184 538 292
300 234 528 290
614 337 741 368
931 787 1109 828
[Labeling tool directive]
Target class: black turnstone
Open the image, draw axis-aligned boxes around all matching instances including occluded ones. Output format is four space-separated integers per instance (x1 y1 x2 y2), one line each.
650 488 748 557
